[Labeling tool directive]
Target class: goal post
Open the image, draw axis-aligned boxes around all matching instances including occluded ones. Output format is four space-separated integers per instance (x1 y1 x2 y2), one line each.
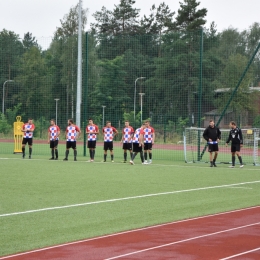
183 127 260 165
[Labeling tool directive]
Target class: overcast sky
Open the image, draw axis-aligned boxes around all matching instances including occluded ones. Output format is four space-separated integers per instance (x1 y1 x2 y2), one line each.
1 0 259 48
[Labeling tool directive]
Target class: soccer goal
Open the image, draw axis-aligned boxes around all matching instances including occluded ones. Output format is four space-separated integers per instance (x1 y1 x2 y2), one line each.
183 127 260 166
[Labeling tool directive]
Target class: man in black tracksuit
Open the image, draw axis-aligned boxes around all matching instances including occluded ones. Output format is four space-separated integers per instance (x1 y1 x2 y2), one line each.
203 119 221 167
226 121 244 168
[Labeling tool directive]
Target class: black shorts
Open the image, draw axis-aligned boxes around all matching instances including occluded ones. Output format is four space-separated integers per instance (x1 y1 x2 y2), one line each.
231 144 241 153
133 143 142 153
122 143 132 150
88 141 96 149
66 141 76 149
144 143 153 151
22 138 33 146
50 140 59 149
104 142 113 151
208 143 218 152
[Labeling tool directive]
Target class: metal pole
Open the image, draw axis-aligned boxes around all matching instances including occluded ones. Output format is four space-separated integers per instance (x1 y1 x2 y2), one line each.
2 80 14 115
134 77 145 122
54 99 59 125
139 93 145 124
76 0 82 127
102 106 106 127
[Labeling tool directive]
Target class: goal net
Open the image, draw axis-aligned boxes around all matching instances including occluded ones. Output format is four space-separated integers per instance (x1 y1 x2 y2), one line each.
183 127 260 165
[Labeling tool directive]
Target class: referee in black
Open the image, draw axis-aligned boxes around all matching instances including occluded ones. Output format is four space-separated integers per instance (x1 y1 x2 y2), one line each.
203 119 221 167
226 121 244 168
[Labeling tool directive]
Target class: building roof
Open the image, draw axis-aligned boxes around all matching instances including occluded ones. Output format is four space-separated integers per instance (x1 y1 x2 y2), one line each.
204 108 233 116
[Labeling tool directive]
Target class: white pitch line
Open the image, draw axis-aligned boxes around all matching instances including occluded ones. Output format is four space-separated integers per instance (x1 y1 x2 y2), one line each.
1 180 260 218
220 247 260 259
105 222 260 260
227 187 253 189
0 206 259 260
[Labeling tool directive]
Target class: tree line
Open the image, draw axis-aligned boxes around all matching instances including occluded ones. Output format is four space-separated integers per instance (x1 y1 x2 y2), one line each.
0 0 260 136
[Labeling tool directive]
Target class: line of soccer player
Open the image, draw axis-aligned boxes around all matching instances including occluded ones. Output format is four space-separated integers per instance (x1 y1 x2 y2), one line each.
21 118 155 164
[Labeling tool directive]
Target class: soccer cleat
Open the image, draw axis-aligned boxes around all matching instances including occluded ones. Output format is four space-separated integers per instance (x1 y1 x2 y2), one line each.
143 161 149 164
229 165 234 168
74 158 77 161
22 154 25 159
49 157 54 160
240 164 244 168
130 160 134 165
210 164 213 167
55 158 58 160
103 160 106 162
29 156 31 159
63 158 68 161
123 160 126 163
213 163 217 167
149 160 152 164
111 160 114 163
90 159 94 162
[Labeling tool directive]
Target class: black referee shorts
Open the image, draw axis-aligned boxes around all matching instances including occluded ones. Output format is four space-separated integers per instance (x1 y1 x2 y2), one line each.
231 144 241 153
208 143 218 152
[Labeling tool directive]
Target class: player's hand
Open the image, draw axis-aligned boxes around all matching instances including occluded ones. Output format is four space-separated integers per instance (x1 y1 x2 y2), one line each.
47 140 49 144
209 139 212 142
225 143 228 147
240 144 243 147
217 139 220 142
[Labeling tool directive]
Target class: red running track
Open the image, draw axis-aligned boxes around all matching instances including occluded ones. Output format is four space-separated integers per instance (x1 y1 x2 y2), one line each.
1 206 260 260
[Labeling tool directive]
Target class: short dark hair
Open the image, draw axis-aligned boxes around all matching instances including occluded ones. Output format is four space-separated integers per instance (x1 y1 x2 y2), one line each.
50 119 55 123
125 120 129 123
106 121 111 124
28 118 32 121
68 119 74 124
209 119 214 123
230 121 236 126
88 118 93 121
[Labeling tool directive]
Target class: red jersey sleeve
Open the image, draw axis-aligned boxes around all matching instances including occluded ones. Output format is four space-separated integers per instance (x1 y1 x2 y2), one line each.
76 126 80 132
95 125 99 132
131 127 134 134
102 127 105 133
150 127 155 133
31 124 35 130
112 127 117 133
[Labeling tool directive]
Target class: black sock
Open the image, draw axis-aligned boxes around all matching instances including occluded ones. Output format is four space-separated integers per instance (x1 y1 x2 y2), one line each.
111 154 114 160
93 150 95 159
55 149 58 158
51 149 54 158
29 148 32 156
130 152 133 160
22 147 25 155
65 150 69 159
74 149 77 158
238 156 243 165
132 153 137 160
149 153 152 160
104 154 107 161
124 152 127 160
140 152 144 163
232 156 235 166
89 149 92 159
144 153 147 160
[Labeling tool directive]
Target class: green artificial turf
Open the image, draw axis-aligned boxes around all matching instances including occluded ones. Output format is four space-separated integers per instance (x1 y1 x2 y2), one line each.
0 156 260 256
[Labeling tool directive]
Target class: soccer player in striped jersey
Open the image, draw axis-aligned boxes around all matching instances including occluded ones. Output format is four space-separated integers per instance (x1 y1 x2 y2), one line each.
48 119 60 160
143 121 155 164
120 120 134 163
21 118 35 159
63 119 81 161
86 118 99 162
102 121 118 162
130 124 145 165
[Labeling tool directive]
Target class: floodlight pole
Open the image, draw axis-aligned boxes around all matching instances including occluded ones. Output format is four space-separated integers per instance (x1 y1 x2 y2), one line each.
139 93 145 124
54 99 60 125
134 77 145 122
2 80 14 115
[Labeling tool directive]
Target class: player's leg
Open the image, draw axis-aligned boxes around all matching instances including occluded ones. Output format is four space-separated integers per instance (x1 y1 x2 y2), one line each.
123 143 127 162
110 143 114 162
130 144 138 164
54 140 59 160
208 144 213 166
103 142 108 162
22 138 26 158
129 143 133 162
229 145 236 167
144 145 148 163
236 146 243 167
63 142 70 161
92 141 96 161
213 151 218 167
50 141 54 160
28 139 33 159
148 144 153 163
73 142 77 161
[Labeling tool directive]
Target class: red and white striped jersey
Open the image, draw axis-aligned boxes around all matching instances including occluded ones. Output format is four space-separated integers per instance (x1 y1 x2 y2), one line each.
49 125 60 141
66 125 80 142
144 127 155 143
22 123 35 138
122 126 134 143
102 126 117 142
86 124 99 141
132 128 144 143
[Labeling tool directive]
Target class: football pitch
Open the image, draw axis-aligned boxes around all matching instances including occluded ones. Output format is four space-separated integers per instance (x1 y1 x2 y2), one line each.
1 152 260 257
